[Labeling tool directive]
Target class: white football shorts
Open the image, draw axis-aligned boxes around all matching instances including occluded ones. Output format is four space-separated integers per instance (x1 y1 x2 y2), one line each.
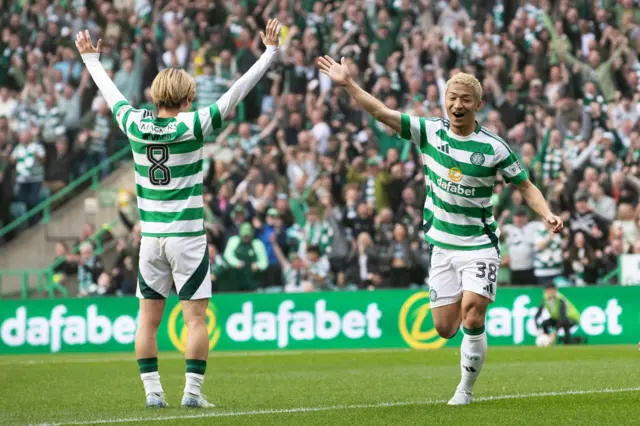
427 245 500 308
137 235 211 300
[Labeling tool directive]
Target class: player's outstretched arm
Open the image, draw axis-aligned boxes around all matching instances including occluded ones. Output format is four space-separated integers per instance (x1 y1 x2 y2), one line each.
317 55 402 134
515 179 563 233
75 30 127 109
214 19 281 122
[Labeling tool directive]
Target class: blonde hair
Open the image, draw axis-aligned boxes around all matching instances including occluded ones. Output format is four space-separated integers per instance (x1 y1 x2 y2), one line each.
444 72 483 102
150 68 196 109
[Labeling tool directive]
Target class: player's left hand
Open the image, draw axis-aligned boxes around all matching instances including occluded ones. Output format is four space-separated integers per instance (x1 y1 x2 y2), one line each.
75 30 101 55
260 19 282 47
545 214 563 233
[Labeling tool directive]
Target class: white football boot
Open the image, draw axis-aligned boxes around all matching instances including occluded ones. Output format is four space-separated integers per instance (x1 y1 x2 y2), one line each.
447 390 473 406
145 392 168 408
181 393 216 408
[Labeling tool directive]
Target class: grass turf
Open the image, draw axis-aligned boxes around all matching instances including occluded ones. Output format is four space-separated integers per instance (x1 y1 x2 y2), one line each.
1 345 639 425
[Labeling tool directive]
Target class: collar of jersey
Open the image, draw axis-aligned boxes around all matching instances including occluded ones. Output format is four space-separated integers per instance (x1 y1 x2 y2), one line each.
154 116 175 122
446 121 482 140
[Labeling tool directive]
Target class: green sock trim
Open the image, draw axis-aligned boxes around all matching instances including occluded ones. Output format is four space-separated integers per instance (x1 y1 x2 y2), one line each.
463 326 485 336
186 359 207 375
137 357 158 374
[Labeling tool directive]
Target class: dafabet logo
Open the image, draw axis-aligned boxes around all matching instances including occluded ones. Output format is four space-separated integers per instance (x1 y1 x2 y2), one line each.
168 302 221 352
448 167 463 182
398 292 447 349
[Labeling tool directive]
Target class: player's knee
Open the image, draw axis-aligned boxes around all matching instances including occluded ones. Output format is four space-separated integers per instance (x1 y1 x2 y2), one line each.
462 304 486 329
138 313 163 331
184 312 206 330
434 323 459 339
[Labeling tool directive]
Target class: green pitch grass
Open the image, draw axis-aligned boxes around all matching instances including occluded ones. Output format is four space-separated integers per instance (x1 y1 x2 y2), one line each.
1 345 639 425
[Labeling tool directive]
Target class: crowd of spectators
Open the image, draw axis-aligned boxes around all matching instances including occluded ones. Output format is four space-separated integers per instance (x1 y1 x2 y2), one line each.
3 0 640 295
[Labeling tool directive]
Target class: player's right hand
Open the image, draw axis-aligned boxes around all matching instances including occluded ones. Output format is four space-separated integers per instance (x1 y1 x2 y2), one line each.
75 29 102 55
544 214 564 233
317 55 351 86
260 19 282 47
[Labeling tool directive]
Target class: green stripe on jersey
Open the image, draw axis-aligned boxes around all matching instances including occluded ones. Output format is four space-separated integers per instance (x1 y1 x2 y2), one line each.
130 139 202 155
211 103 222 129
435 129 496 155
139 207 204 223
141 230 205 237
193 110 203 141
428 188 493 218
423 208 498 237
506 171 528 184
419 117 427 150
424 235 496 251
113 100 129 116
121 108 133 132
498 152 520 169
401 113 411 140
424 144 496 177
135 160 202 179
425 166 493 198
136 184 203 201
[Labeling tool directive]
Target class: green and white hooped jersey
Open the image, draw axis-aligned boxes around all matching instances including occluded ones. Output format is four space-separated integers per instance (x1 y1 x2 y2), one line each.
113 100 223 237
12 142 46 184
400 114 528 251
533 223 564 277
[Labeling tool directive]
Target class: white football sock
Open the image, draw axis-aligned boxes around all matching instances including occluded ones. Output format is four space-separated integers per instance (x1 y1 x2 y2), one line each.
184 373 205 396
141 371 163 395
457 326 487 394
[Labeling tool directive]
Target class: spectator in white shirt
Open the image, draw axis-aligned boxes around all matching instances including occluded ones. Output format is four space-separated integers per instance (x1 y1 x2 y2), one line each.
501 207 539 286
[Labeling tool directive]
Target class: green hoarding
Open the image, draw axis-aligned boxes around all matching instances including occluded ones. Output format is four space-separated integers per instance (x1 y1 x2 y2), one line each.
0 287 637 354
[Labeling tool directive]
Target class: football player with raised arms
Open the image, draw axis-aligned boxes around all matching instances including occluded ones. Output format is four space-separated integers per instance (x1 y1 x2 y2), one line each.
75 20 281 408
317 55 563 405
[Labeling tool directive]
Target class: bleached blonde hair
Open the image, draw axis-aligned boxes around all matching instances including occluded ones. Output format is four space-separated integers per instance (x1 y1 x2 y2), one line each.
150 68 196 109
444 72 483 102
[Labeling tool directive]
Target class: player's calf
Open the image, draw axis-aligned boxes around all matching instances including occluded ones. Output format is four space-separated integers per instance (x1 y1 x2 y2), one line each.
449 292 490 406
136 300 166 407
180 299 215 408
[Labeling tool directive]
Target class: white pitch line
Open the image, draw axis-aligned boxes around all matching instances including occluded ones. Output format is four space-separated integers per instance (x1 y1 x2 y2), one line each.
27 387 640 426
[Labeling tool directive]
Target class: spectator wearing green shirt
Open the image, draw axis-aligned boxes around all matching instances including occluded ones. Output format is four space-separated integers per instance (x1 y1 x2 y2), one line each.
223 223 268 292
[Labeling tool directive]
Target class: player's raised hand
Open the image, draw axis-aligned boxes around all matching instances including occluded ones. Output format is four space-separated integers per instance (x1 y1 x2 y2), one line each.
260 19 282 46
545 214 564 233
317 56 351 86
75 30 102 55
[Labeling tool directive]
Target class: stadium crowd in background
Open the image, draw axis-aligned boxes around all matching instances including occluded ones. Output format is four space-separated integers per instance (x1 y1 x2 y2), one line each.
1 0 640 296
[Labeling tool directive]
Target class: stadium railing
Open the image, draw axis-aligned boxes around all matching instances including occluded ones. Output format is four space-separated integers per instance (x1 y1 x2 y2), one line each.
0 218 118 299
0 145 132 241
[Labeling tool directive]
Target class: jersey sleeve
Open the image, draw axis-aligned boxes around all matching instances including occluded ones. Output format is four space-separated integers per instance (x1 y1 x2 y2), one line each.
113 100 134 134
112 101 152 136
399 113 440 150
196 103 223 139
399 113 423 147
495 141 528 185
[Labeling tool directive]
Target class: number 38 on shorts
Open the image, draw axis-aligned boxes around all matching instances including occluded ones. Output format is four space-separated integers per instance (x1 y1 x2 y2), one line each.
428 246 500 308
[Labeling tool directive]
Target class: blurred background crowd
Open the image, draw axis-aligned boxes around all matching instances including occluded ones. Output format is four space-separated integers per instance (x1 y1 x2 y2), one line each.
1 0 639 296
